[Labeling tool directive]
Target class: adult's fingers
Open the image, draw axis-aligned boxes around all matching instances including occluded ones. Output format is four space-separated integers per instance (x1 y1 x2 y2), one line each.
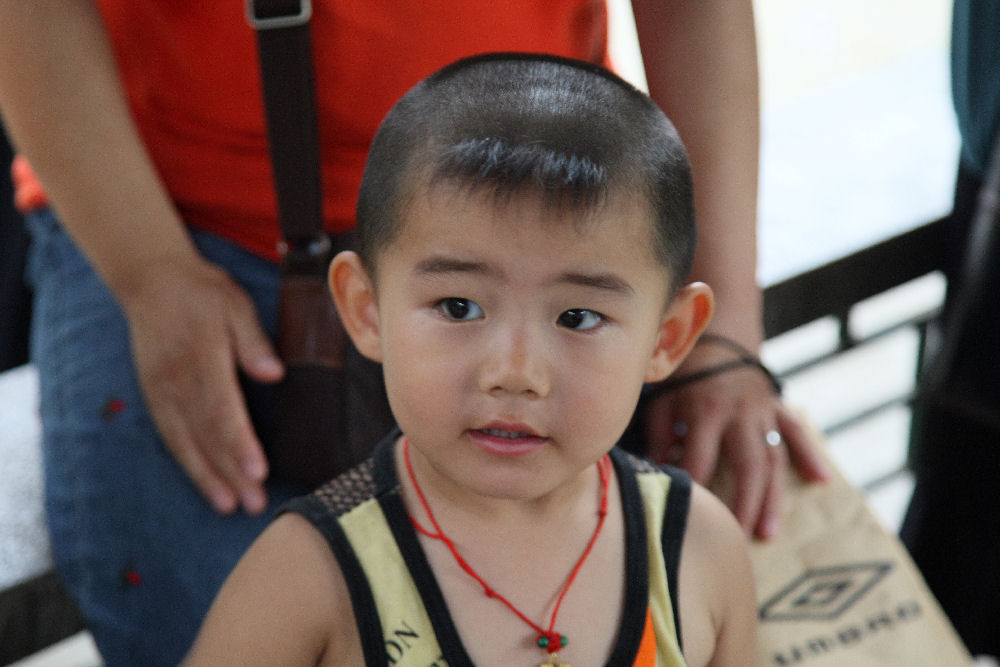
718 416 781 536
643 392 679 463
152 401 239 514
677 408 726 485
138 329 269 514
777 404 831 482
230 301 285 385
126 264 273 514
750 429 788 539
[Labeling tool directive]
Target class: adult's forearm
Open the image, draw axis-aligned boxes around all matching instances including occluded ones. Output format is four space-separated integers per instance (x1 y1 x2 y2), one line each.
631 0 762 347
0 0 199 305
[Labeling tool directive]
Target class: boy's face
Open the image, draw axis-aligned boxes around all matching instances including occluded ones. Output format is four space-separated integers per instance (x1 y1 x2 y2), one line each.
341 184 708 503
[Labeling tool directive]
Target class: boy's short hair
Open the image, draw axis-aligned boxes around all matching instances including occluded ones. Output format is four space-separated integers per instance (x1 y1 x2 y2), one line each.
356 53 695 292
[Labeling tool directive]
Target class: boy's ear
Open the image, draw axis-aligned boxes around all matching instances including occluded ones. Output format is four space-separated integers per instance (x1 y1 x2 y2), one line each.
645 282 714 383
328 251 383 362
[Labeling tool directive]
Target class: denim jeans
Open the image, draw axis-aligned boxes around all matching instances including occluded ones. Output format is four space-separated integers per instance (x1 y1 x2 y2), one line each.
25 210 305 665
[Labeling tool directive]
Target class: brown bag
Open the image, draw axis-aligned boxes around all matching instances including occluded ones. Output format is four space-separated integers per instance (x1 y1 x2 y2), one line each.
268 273 393 487
714 437 971 666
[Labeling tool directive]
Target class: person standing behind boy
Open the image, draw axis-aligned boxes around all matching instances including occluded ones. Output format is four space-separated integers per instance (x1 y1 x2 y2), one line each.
901 0 1000 656
186 54 756 667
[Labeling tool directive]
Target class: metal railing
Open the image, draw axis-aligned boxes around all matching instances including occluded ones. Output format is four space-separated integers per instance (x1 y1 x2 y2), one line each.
762 216 949 491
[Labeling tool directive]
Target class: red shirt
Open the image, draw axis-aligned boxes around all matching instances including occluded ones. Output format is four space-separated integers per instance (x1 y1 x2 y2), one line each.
81 1 609 260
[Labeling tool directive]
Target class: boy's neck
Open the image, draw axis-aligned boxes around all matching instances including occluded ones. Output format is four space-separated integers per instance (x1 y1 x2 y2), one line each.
394 436 611 528
392 435 627 666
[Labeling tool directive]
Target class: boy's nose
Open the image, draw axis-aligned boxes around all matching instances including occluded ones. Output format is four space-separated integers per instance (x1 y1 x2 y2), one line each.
478 326 551 398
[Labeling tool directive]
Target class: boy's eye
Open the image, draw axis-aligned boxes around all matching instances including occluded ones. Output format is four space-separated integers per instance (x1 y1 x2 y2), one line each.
436 298 484 321
557 309 605 331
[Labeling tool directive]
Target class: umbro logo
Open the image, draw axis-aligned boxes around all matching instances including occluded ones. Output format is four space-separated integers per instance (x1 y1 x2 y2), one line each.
759 561 894 622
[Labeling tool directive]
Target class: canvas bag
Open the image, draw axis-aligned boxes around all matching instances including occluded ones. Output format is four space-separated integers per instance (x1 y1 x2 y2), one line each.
714 439 971 666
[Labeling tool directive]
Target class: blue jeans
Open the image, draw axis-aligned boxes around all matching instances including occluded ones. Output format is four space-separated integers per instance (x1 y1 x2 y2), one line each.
25 210 305 665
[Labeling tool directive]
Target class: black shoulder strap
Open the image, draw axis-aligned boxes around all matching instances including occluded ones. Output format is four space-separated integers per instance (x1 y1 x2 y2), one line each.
282 495 387 666
660 466 691 651
277 435 403 665
247 0 329 272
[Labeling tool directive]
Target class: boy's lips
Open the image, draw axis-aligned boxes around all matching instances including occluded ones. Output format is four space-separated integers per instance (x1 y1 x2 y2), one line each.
468 423 549 456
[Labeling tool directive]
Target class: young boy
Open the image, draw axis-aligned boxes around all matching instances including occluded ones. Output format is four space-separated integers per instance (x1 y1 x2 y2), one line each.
185 54 756 666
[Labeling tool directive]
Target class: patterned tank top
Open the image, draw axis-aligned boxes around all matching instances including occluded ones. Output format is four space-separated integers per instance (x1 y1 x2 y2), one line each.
283 431 690 666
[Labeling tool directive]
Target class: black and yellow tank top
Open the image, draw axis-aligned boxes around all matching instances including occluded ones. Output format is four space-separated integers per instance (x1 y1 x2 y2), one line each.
284 431 690 666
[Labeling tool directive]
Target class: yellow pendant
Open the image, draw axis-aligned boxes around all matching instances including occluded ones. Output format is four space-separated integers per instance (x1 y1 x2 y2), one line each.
539 652 569 667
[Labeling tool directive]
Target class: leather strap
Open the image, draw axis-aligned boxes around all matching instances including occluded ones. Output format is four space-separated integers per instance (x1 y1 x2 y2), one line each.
248 0 329 274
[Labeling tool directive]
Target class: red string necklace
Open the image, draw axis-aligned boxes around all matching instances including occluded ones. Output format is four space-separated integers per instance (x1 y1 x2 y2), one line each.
403 438 610 666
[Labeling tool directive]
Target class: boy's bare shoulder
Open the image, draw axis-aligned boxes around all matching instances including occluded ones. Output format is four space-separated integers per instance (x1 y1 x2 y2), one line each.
684 481 751 566
679 483 758 667
185 512 364 665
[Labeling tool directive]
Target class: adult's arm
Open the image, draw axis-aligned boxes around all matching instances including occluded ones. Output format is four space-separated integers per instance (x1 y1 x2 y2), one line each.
0 0 280 514
631 0 829 539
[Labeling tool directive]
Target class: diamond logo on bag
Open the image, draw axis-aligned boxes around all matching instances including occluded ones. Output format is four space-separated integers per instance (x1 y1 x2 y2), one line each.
759 561 894 622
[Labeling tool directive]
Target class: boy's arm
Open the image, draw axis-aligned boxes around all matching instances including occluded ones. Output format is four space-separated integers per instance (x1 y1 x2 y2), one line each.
630 0 829 540
678 483 758 667
184 513 355 665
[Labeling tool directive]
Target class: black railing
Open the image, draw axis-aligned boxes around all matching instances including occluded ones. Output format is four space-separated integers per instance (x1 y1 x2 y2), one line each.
762 216 949 490
763 218 948 341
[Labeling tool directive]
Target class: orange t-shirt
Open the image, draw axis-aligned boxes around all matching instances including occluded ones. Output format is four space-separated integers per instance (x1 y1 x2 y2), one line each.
15 1 611 261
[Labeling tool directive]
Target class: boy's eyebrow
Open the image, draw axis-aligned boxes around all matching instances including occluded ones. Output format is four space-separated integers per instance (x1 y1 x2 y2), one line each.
557 272 635 295
414 255 634 295
414 256 493 277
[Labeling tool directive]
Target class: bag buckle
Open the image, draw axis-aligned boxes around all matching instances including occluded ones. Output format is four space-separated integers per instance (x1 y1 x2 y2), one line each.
246 0 311 30
279 234 332 275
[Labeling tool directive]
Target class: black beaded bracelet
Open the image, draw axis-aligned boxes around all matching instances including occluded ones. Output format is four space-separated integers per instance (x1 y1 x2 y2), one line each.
647 333 782 396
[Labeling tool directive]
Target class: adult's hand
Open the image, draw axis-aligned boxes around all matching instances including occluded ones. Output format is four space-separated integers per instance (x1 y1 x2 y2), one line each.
0 2 283 515
122 257 284 515
644 339 830 540
631 0 829 540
